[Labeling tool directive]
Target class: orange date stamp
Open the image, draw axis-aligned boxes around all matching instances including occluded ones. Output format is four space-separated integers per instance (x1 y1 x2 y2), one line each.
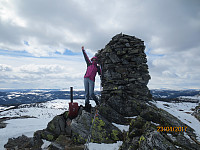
157 126 187 132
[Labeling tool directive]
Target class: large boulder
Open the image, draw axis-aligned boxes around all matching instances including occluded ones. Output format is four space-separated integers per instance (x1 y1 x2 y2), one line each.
71 110 123 144
98 103 130 124
4 135 42 150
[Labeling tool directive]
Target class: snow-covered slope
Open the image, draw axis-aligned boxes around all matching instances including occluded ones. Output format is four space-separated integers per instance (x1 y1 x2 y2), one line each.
178 95 200 103
0 106 16 112
0 99 77 149
152 100 200 141
1 99 199 149
179 95 200 100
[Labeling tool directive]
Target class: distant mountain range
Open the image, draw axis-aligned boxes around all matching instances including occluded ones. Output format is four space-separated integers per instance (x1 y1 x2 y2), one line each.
0 89 199 106
151 89 200 102
0 89 100 106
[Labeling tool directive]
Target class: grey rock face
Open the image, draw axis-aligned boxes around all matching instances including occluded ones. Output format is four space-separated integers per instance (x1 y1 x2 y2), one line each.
71 110 93 142
192 103 200 121
4 134 42 150
47 115 66 136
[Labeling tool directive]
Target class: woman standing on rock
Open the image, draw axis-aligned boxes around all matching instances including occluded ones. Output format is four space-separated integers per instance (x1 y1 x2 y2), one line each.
82 46 101 110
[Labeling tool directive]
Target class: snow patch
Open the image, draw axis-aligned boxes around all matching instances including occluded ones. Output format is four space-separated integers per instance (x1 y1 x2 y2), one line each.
151 121 160 126
87 141 123 150
125 116 137 119
41 139 51 150
0 106 15 112
152 101 200 142
112 123 129 132
179 95 200 100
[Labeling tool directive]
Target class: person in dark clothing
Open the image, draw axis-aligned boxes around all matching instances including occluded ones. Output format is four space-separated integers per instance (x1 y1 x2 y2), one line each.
82 46 101 109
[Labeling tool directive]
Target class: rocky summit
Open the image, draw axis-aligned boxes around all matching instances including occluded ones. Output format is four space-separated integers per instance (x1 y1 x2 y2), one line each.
4 34 200 150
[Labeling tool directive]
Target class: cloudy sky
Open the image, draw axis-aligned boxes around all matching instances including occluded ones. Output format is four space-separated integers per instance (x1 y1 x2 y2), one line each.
0 0 200 90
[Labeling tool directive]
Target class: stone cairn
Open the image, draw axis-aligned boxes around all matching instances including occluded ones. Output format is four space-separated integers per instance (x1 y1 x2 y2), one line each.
96 33 152 117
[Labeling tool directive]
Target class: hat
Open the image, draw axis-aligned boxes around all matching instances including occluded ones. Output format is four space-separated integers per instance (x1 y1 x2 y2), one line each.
91 56 98 61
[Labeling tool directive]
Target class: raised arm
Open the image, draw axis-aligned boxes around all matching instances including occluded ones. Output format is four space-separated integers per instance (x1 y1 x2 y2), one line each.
82 46 91 66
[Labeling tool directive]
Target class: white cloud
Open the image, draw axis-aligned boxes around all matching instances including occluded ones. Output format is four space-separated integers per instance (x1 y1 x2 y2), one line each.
0 54 96 89
0 64 12 72
148 50 200 89
0 0 27 27
18 64 65 74
162 71 178 78
0 0 200 89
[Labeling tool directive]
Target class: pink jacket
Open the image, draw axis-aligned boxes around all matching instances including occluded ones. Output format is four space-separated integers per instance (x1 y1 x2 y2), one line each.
82 49 101 82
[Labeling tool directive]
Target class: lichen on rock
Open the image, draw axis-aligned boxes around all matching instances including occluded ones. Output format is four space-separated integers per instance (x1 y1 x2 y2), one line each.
71 110 123 144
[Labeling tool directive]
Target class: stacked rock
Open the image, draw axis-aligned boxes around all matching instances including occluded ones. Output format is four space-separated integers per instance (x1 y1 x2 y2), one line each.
96 33 152 116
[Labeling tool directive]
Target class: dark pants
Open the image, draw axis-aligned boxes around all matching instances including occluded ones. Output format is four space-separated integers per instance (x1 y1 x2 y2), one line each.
84 78 99 105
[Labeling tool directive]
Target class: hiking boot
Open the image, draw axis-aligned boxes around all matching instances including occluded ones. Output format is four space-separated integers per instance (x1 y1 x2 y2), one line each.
84 103 91 113
95 105 100 109
95 100 99 106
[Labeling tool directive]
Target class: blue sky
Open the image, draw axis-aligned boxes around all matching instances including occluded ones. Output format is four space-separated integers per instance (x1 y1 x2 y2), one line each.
0 0 200 90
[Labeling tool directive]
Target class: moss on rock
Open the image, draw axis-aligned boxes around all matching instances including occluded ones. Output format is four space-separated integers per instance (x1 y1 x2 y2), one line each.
49 122 55 132
138 135 145 145
47 134 54 141
72 132 87 144
111 130 120 141
64 111 69 119
91 117 107 143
